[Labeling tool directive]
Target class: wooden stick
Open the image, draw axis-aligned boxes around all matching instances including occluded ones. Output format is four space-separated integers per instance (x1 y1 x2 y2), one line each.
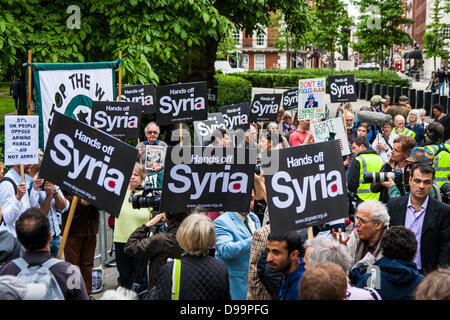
27 50 32 116
57 195 79 259
257 122 264 153
20 165 25 183
307 227 313 239
179 123 183 146
118 51 122 102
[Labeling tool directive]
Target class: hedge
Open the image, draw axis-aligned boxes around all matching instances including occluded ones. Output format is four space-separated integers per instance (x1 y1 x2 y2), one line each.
229 68 410 91
213 74 252 112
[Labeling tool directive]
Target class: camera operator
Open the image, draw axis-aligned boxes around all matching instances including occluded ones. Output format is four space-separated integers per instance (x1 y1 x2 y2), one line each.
370 135 416 203
381 147 441 200
124 211 188 294
348 137 385 204
113 163 152 293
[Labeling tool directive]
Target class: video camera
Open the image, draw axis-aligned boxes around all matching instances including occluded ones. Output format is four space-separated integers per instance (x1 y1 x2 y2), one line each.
363 169 403 185
129 182 161 211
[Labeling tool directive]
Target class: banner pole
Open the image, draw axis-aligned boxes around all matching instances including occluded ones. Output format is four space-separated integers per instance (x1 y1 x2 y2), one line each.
27 50 32 116
179 123 183 146
20 165 25 184
307 227 313 239
257 122 264 153
118 51 122 102
57 195 79 259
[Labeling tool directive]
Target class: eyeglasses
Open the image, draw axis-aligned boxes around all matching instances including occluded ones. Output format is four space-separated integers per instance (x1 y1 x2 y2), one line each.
355 216 374 224
146 130 159 135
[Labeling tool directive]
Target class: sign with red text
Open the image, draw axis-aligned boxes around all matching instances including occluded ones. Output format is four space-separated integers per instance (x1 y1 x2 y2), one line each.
298 78 326 120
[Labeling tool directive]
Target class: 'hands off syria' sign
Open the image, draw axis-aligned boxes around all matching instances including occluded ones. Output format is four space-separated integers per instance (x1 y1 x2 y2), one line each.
265 140 348 235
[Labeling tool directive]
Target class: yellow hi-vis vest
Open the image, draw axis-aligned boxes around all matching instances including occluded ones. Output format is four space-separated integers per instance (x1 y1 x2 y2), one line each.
424 143 450 188
394 127 416 138
355 153 385 201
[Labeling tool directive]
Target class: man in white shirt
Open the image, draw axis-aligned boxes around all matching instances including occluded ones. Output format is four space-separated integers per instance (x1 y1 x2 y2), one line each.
0 165 43 237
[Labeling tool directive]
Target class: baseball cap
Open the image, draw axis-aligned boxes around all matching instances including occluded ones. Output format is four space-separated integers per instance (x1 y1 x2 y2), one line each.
0 275 47 300
370 95 386 105
398 95 409 101
406 147 434 164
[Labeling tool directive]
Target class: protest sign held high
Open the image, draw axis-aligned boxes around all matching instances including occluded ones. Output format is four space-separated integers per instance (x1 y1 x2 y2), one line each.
155 81 208 125
219 103 251 134
160 147 255 213
120 84 156 114
311 117 350 156
282 88 300 111
249 93 282 122
193 113 227 146
39 112 138 218
328 75 357 103
4 116 39 166
91 101 141 139
297 78 326 120
265 141 348 235
32 61 116 149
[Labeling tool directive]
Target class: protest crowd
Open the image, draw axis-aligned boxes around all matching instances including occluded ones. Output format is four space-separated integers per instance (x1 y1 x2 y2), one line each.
1 76 450 303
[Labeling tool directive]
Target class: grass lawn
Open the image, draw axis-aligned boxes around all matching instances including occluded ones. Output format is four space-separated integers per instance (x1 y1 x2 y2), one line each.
0 96 16 126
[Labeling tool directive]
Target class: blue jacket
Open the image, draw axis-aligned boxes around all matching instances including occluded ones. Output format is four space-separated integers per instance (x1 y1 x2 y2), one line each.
214 211 261 300
280 258 305 300
356 257 424 300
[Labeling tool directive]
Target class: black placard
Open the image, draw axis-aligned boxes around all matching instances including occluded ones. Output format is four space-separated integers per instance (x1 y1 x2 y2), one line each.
249 93 282 122
155 81 208 125
193 113 227 146
207 87 218 107
265 141 348 235
282 89 299 111
160 147 255 212
120 84 156 114
90 101 141 139
328 75 357 103
39 112 138 218
219 103 251 133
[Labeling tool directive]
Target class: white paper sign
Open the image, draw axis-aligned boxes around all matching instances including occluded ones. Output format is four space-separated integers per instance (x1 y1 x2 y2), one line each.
4 116 39 165
311 117 350 156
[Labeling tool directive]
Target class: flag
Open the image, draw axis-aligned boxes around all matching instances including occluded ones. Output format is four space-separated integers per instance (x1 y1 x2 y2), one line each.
30 61 118 149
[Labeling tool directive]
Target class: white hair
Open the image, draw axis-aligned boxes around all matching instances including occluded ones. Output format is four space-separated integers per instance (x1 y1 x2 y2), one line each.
357 200 390 227
100 287 138 300
407 109 422 124
304 237 353 273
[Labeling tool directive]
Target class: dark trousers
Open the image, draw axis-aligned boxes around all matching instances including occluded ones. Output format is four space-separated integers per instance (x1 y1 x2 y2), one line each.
114 242 148 293
64 235 97 296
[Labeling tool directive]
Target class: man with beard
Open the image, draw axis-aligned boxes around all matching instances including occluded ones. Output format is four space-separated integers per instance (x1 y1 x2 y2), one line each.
266 231 305 300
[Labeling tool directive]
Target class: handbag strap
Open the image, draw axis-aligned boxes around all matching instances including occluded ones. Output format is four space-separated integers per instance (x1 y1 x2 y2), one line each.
171 259 181 300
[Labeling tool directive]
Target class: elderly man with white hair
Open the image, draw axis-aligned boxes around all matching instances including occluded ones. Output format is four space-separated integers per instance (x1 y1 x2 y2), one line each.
332 200 390 267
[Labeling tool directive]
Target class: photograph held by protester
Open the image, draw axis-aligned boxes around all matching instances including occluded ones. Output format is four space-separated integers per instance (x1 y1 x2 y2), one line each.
148 214 230 300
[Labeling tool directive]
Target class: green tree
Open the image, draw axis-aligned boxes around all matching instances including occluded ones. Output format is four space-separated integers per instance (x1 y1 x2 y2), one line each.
351 0 414 75
423 0 449 71
312 0 353 69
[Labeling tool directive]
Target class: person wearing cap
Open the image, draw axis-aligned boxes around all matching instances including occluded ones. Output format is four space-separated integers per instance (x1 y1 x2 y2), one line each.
398 95 412 111
304 94 318 108
381 147 440 200
0 275 47 300
370 95 385 113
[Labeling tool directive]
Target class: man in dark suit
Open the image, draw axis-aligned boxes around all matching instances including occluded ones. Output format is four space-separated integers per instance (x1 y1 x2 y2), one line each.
387 163 450 274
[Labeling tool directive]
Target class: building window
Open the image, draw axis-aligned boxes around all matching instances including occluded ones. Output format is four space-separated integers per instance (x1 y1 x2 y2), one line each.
254 54 266 69
232 30 242 47
443 27 450 38
253 28 267 48
242 54 249 69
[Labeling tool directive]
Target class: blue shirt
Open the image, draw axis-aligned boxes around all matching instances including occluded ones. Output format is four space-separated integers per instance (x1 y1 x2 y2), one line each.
279 258 305 300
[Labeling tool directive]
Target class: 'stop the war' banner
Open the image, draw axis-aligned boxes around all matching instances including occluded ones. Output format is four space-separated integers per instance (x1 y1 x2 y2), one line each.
155 81 208 125
328 75 357 103
298 78 326 120
39 112 138 218
160 146 255 213
119 84 156 114
265 140 348 235
32 61 117 150
249 93 282 122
